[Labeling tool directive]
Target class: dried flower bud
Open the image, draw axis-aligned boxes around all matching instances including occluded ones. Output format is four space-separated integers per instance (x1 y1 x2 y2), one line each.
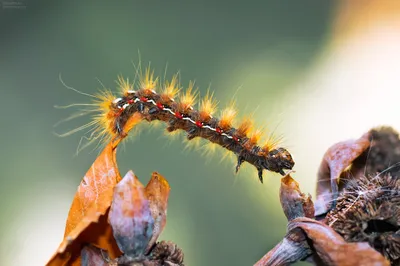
108 171 154 258
280 174 314 220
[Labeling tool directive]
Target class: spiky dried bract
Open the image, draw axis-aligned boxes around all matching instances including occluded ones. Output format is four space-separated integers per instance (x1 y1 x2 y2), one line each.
161 74 180 103
117 75 134 95
177 81 197 112
326 174 400 264
219 103 237 130
199 90 218 122
149 241 185 265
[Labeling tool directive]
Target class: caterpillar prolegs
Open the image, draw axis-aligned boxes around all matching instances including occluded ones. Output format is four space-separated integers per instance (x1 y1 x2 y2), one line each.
60 68 295 183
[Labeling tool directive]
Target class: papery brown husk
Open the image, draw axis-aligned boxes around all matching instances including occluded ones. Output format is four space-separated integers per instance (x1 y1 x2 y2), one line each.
319 127 400 265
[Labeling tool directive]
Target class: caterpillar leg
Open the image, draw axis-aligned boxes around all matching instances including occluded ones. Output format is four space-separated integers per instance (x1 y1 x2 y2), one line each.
235 155 245 173
257 168 264 183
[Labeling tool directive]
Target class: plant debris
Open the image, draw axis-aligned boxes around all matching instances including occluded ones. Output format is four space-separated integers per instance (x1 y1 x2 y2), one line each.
255 126 400 266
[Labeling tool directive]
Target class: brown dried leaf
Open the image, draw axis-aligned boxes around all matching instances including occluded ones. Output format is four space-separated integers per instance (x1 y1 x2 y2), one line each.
47 113 143 266
280 174 314 220
315 132 371 216
47 141 122 266
288 218 390 266
255 217 389 266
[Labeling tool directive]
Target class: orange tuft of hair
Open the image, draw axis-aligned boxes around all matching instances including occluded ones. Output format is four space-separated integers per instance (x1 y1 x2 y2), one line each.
198 90 218 121
161 74 180 102
140 67 158 93
91 89 118 142
219 102 237 130
178 81 198 112
262 133 283 153
116 75 134 96
249 128 263 146
237 117 254 137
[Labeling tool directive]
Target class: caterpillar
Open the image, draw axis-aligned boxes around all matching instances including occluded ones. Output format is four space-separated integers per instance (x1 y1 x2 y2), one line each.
58 67 295 183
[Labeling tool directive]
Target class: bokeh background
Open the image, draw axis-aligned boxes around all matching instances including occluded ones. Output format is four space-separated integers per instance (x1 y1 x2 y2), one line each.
1 1 400 265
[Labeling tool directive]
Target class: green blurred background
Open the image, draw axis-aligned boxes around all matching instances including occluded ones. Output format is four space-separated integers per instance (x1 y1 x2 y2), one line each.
0 1 337 265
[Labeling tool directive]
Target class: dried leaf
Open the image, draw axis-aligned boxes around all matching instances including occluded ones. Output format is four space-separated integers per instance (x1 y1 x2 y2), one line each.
255 217 389 266
289 218 390 266
47 141 122 266
47 113 143 265
315 132 371 216
280 174 314 220
108 171 154 258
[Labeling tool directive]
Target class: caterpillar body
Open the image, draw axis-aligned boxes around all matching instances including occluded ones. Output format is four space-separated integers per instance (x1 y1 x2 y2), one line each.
59 68 295 183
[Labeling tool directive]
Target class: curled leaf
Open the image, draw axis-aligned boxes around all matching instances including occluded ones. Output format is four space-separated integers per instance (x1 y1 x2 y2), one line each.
255 217 389 266
288 218 390 266
315 132 371 216
47 141 122 266
47 113 143 266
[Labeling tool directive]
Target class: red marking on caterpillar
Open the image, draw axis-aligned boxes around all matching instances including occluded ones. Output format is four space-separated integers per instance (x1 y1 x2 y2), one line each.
195 121 203 128
56 68 295 183
174 112 183 119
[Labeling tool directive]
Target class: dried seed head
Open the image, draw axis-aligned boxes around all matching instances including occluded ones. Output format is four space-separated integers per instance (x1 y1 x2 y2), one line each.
352 127 400 177
326 173 400 264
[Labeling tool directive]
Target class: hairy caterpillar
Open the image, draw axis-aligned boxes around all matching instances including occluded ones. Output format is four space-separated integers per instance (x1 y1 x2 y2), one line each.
57 67 295 183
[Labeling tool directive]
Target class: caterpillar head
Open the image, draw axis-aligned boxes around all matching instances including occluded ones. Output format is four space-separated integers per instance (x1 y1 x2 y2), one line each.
265 147 295 175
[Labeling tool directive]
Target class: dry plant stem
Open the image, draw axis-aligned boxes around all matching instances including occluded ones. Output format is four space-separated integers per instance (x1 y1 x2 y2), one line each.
254 237 311 266
255 174 314 266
